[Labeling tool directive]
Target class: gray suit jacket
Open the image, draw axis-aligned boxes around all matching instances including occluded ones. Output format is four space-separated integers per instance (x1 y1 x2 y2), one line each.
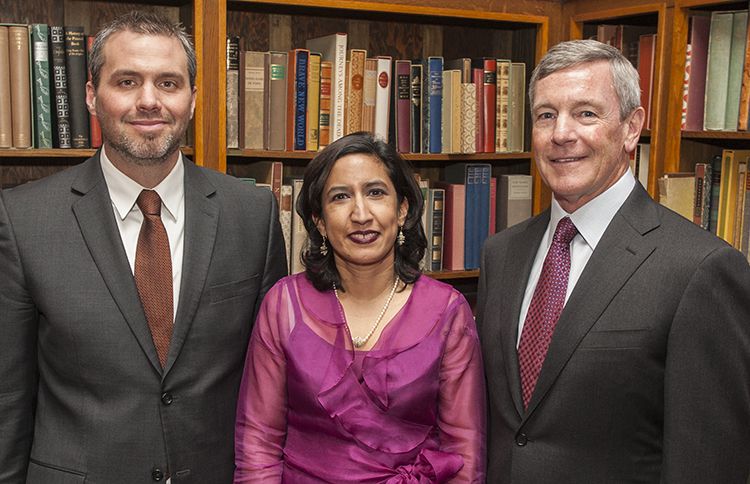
477 183 750 483
0 153 287 483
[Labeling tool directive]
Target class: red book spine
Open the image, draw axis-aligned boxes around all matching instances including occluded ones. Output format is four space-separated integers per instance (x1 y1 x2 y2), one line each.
473 68 484 153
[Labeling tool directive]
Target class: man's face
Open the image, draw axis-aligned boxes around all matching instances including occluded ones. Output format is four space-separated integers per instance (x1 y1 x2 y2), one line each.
531 60 644 213
86 31 197 170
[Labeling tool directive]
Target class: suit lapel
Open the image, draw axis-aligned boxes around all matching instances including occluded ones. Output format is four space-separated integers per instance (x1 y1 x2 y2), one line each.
500 212 550 417
523 184 659 417
71 155 163 372
164 162 219 374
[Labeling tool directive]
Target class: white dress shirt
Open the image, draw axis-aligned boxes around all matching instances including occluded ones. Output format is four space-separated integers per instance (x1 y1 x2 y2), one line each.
100 146 186 320
517 171 637 346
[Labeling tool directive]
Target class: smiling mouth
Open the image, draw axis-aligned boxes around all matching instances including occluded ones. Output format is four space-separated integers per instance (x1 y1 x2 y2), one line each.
552 157 584 162
349 232 379 244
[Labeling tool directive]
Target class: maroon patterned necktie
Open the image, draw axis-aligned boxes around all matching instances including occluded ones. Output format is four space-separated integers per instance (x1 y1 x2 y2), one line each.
134 190 173 368
518 216 578 410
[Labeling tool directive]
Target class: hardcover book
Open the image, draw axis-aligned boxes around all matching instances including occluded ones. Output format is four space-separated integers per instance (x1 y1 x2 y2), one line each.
268 51 287 151
497 174 532 230
306 33 347 143
8 25 32 148
704 12 733 130
289 177 307 274
473 57 496 153
346 49 366 135
460 82 477 154
0 26 12 148
638 33 657 131
393 59 411 153
724 10 748 131
318 60 332 149
226 36 240 149
693 162 713 229
362 57 377 134
410 63 422 153
239 51 268 150
307 52 321 152
64 26 89 148
433 181 465 271
287 49 309 152
684 16 711 132
419 57 443 154
280 184 293 273
496 59 510 152
426 188 445 272
442 69 461 154
445 163 491 270
50 25 70 148
508 62 526 152
31 24 53 149
374 56 392 142
473 68 484 153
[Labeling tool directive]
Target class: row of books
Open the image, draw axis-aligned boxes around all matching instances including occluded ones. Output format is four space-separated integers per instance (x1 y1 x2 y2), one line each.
225 32 527 154
422 169 532 273
681 10 750 132
235 160 533 275
595 24 659 129
0 23 100 149
658 149 750 261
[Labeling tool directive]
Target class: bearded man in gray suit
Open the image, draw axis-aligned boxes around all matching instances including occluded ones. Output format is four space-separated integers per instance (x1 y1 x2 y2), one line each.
0 11 286 483
477 39 750 483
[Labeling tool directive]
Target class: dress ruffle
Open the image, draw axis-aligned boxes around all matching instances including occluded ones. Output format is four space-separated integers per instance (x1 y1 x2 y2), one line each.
383 449 464 483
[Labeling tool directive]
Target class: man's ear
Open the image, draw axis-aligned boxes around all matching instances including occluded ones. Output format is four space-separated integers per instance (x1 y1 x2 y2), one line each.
624 106 645 154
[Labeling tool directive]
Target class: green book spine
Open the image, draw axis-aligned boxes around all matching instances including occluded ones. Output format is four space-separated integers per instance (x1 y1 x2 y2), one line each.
704 11 734 130
725 10 748 131
31 24 53 149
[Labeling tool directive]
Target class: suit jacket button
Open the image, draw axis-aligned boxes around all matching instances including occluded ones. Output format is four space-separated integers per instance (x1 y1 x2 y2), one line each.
161 393 173 405
516 433 528 446
152 469 165 481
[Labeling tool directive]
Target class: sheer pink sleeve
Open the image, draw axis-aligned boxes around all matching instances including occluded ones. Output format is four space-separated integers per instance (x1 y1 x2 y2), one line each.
234 282 289 483
438 293 487 483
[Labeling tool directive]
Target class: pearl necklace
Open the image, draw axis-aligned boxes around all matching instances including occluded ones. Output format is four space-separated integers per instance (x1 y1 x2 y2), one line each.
333 276 400 348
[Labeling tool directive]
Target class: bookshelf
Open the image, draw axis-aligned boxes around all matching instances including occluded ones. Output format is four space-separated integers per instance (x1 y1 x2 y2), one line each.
565 1 669 199
1 0 558 286
664 0 750 177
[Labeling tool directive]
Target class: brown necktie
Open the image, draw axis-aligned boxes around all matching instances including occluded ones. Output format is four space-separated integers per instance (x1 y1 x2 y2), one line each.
134 190 173 368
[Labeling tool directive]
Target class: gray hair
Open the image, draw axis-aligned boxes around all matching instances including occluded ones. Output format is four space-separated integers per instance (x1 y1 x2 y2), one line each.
89 10 197 89
529 39 641 120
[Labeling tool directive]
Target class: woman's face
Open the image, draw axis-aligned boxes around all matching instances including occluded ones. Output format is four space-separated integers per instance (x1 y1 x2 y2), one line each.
315 153 408 271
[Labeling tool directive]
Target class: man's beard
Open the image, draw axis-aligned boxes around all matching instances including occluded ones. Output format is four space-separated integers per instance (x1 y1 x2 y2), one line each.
96 108 190 168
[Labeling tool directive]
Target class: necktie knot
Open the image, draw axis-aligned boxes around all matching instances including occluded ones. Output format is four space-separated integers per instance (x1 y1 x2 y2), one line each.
553 217 578 246
137 190 162 217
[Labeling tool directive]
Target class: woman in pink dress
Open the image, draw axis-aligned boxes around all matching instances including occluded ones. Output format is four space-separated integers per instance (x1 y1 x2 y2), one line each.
234 132 486 483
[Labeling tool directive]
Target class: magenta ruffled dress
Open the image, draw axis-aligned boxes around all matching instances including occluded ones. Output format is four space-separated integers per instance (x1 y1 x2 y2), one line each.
235 273 486 483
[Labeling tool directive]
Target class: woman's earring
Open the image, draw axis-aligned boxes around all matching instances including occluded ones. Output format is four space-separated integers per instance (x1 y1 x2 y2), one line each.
320 235 328 256
397 226 405 246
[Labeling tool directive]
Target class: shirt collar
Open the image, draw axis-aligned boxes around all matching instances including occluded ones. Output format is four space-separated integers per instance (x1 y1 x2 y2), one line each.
550 170 636 251
100 145 185 223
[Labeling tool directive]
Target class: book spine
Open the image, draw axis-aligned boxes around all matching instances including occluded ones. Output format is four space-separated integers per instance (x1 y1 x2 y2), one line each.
638 34 656 130
362 58 377 134
268 51 287 151
32 24 53 149
441 70 453 154
395 60 411 153
480 58 496 152
724 11 748 131
709 154 723 235
332 36 347 143
476 164 491 269
464 165 478 270
427 57 442 154
0 26 11 148
681 44 691 131
433 182 465 271
307 52 320 152
509 62 526 152
490 175 497 235
741 173 750 258
704 12 733 131
318 61 332 150
693 162 707 226
280 184 293 273
86 35 101 148
460 83 477 154
64 26 89 148
410 63 422 153
473 68 484 153
374 56 391 142
50 26 70 148
346 49 365 135
686 16 711 131
290 178 307 274
287 49 308 152
496 60 510 152
226 36 240 149
241 52 267 150
428 188 445 272
9 26 32 148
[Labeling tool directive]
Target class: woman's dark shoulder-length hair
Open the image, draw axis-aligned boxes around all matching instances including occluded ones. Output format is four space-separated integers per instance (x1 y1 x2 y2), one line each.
296 131 427 292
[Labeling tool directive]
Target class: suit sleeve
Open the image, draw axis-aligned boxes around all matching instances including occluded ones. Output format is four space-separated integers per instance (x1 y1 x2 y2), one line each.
0 194 38 483
662 245 750 483
254 191 288 322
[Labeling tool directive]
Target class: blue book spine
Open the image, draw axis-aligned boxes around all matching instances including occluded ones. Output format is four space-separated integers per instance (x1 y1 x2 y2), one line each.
294 50 308 151
428 57 443 154
475 164 491 269
464 165 478 270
